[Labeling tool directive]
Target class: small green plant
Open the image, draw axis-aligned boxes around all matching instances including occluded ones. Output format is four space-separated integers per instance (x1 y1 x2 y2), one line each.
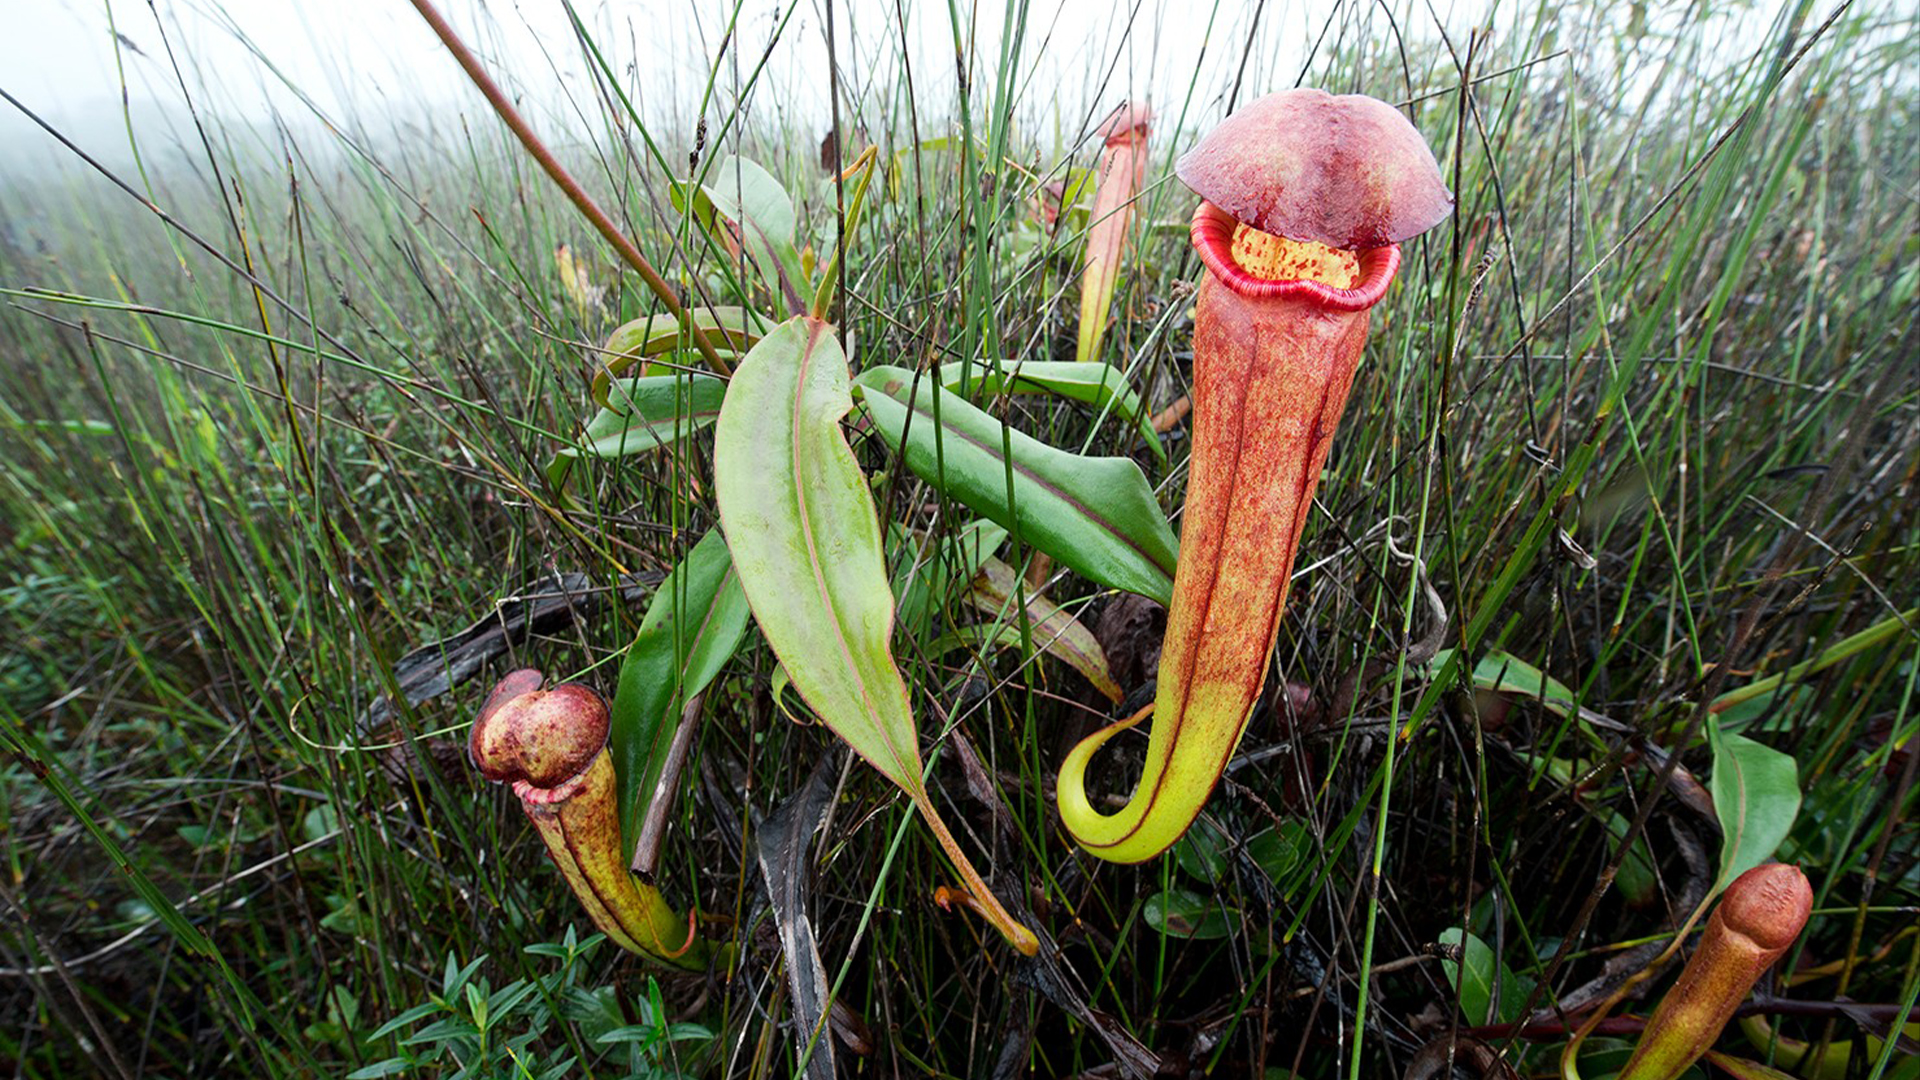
351 929 713 1080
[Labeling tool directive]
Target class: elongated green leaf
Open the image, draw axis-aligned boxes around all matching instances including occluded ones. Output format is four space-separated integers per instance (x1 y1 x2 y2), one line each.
966 556 1121 701
4 417 115 436
1708 606 1918 716
1702 1053 1800 1080
610 528 750 863
713 318 923 793
939 361 1164 463
547 374 726 495
591 306 768 405
573 375 727 459
853 365 1178 605
1706 718 1802 895
714 319 1037 955
1426 648 1577 711
701 156 809 317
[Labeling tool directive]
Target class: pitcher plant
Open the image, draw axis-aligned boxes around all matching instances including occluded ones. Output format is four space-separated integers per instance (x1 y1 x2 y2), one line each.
1059 89 1453 862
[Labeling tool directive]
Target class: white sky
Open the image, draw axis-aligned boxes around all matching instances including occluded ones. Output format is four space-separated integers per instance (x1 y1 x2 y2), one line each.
3 0 1517 168
0 0 1854 179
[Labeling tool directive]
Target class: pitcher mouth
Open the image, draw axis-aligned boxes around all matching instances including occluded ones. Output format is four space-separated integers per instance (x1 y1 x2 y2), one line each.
1190 201 1399 311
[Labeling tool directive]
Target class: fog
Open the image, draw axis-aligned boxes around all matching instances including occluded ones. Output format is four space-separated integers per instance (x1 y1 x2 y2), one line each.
6 0 1549 169
0 0 1852 192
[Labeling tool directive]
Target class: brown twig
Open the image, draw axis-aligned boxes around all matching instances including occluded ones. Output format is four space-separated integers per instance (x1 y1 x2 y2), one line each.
1471 998 1920 1043
631 691 707 879
1149 394 1191 433
405 0 732 377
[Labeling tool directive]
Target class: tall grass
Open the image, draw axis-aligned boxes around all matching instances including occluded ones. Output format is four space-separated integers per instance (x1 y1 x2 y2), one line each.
2 1 1915 1076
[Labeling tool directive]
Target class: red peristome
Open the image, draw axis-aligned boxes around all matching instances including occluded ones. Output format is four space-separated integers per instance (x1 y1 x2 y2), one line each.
513 771 591 807
1176 88 1452 250
1095 100 1153 146
1191 202 1399 309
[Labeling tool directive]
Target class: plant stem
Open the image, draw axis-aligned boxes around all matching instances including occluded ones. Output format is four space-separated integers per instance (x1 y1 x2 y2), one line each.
405 0 732 377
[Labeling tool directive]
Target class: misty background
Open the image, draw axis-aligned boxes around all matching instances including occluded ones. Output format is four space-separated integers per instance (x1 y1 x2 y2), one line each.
1 0 1827 180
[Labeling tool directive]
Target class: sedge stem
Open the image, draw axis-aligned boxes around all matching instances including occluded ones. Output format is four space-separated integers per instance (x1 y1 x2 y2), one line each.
406 0 732 377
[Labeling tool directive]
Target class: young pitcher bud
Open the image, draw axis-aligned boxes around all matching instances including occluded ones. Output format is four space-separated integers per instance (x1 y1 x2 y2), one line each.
470 669 705 969
1619 863 1813 1080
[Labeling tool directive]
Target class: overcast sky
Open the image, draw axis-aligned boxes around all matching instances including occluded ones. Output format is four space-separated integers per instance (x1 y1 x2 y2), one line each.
4 0 1532 166
0 0 1842 180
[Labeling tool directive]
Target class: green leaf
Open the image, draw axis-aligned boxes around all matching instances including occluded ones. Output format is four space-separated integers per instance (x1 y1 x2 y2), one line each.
590 307 768 406
1701 1053 1800 1080
699 156 809 317
1057 166 1097 217
570 375 726 458
1607 809 1662 907
610 528 751 864
938 360 1164 463
713 319 924 794
1706 718 1802 895
1143 888 1239 940
442 952 485 999
1246 823 1310 885
714 317 1036 954
1170 818 1231 883
303 802 341 844
3 417 116 436
1437 927 1532 1025
853 365 1178 605
1710 685 1811 734
366 1000 442 1042
547 374 727 496
1438 927 1497 1025
1426 648 1580 716
1707 606 1918 717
